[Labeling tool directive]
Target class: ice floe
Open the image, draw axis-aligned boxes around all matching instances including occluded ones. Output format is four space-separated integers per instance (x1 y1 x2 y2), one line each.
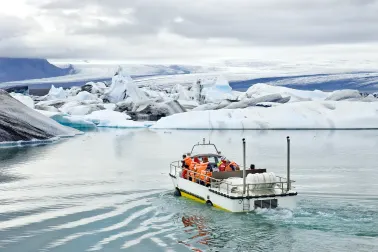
0 90 81 143
151 101 378 130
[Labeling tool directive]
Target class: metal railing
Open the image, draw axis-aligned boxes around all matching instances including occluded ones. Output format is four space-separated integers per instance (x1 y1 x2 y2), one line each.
169 161 295 196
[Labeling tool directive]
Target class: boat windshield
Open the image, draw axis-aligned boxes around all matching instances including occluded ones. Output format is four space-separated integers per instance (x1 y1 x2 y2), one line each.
192 154 221 166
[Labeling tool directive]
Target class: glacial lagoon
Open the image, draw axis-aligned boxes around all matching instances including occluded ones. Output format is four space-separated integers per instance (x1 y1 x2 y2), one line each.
1 129 378 252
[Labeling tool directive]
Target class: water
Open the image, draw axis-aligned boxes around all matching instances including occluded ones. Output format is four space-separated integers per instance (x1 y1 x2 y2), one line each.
1 129 378 252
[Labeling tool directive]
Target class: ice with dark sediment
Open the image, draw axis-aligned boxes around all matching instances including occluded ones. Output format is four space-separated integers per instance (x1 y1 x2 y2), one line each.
0 90 81 143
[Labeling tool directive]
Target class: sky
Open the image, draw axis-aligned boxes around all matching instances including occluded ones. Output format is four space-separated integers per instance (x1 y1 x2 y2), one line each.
0 0 378 64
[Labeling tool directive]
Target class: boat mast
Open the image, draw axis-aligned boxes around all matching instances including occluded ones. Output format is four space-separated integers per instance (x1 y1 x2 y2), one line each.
287 136 291 192
242 138 246 195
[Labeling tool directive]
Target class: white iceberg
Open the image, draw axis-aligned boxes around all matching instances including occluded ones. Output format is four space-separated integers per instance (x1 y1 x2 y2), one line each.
10 93 35 109
325 89 362 101
84 110 152 128
63 104 105 116
151 101 378 130
104 66 148 104
72 91 100 101
246 83 328 102
47 85 68 99
35 110 97 129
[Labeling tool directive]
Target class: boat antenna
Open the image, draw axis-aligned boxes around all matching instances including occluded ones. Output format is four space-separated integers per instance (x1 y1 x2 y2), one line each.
287 136 291 192
242 138 246 195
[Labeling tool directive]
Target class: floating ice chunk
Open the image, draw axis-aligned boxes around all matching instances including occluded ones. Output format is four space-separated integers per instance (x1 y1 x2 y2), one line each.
0 90 80 143
73 91 100 101
81 82 107 95
47 85 67 99
173 84 192 101
103 103 116 110
10 93 35 108
151 101 378 130
50 115 96 129
35 105 60 112
83 110 151 128
325 89 361 101
63 104 105 116
84 110 131 125
177 100 199 110
191 103 220 111
104 66 148 104
246 83 328 102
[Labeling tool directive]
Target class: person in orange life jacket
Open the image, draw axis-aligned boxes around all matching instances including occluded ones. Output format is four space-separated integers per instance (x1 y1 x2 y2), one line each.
204 163 213 187
224 160 235 172
187 157 200 181
229 161 240 171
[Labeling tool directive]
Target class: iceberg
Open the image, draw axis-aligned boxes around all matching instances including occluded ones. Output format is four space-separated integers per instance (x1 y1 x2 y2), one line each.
246 83 328 102
10 93 35 109
325 90 362 101
46 85 68 99
0 90 81 143
104 66 148 104
72 91 100 101
150 101 378 130
84 110 151 128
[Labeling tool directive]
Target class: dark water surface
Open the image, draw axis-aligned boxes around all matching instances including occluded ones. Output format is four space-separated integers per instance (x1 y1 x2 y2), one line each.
1 129 378 252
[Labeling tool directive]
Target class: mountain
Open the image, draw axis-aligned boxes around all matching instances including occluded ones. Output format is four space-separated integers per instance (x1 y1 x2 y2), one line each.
0 58 74 83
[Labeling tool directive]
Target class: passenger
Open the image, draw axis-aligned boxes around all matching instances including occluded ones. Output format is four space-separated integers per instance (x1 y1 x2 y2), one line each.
182 164 189 179
225 160 234 172
188 162 197 181
204 164 213 187
183 155 192 168
202 156 209 163
218 159 227 172
193 157 201 164
196 162 208 185
230 161 240 171
181 155 187 168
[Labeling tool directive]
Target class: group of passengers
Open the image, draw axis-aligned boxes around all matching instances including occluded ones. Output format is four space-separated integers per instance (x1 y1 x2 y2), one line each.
181 154 240 187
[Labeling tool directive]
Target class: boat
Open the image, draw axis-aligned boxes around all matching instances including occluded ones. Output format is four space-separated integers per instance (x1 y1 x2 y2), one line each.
169 137 297 212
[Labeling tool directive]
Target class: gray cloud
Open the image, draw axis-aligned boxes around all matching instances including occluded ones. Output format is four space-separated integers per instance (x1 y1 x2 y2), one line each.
1 0 378 60
35 0 378 45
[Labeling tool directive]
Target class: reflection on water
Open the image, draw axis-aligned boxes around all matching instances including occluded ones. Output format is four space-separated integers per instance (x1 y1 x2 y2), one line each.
0 129 378 251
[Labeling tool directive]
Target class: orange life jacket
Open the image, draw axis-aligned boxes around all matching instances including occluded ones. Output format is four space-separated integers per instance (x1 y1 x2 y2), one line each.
206 171 212 184
189 163 197 179
230 161 239 170
184 156 192 167
196 163 208 180
201 170 212 184
225 164 233 172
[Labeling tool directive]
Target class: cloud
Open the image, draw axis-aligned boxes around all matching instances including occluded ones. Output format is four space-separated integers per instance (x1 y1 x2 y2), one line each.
0 0 378 61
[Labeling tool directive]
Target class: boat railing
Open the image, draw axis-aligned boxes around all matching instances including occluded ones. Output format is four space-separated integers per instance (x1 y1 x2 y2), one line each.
169 161 295 196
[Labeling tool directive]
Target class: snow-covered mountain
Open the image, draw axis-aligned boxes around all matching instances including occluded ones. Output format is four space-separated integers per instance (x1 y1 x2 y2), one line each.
0 58 75 83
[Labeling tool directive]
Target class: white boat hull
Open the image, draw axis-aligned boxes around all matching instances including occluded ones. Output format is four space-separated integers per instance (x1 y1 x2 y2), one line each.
171 175 297 212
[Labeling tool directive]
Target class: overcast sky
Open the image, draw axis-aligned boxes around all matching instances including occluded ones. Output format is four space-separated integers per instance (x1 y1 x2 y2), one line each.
1 0 378 63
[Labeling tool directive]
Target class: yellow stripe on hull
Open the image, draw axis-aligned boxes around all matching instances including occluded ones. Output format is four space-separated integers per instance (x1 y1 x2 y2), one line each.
180 191 206 204
180 190 231 212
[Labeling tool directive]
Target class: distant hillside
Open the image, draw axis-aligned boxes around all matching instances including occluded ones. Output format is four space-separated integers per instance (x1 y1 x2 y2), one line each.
0 58 74 83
